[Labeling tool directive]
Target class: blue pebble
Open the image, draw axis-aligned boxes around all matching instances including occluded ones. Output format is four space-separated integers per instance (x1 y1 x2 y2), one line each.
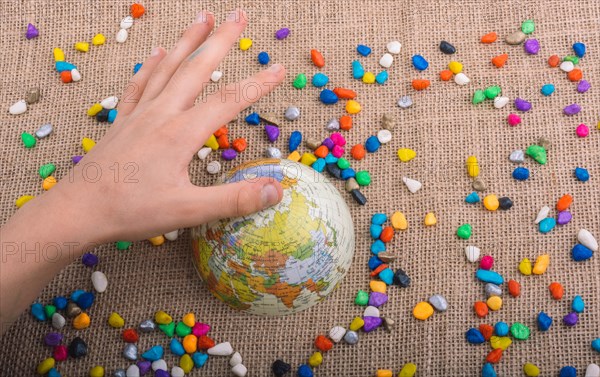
31 302 46 321
494 322 509 336
572 244 593 261
592 338 600 353
53 296 68 310
340 168 356 180
559 366 577 377
141 345 164 361
465 192 481 204
573 42 586 58
537 311 553 331
371 240 386 255
48 368 61 377
107 109 118 123
538 217 556 234
297 364 313 377
465 328 485 344
379 268 394 285
76 292 95 310
368 256 383 270
572 295 585 313
70 289 85 302
312 73 329 87
170 338 185 356
356 44 372 57
512 166 530 181
481 363 497 377
371 213 387 225
312 158 326 173
574 167 589 182
365 136 381 153
370 224 383 239
411 54 429 71
133 63 143 74
245 112 260 125
55 61 76 72
258 51 270 65
476 269 504 285
375 71 388 85
324 153 338 164
540 84 555 96
352 60 365 79
288 131 302 152
192 352 209 367
319 89 338 104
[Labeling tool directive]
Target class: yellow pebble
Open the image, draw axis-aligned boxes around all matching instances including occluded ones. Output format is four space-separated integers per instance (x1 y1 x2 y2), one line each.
155 310 173 325
148 235 165 246
73 312 91 330
399 363 417 377
53 48 65 62
597 121 600 130
391 211 408 230
412 301 434 320
486 296 502 311
180 354 194 373
346 100 361 114
74 42 90 52
15 195 34 208
397 148 417 162
287 150 301 162
82 137 96 153
37 357 55 375
376 370 392 377
523 363 540 376
92 34 106 45
239 38 253 50
448 61 463 74
42 176 57 191
532 254 550 275
519 258 532 275
182 334 198 354
369 280 387 293
308 351 323 367
424 212 437 226
108 312 125 328
182 312 195 327
483 195 500 211
300 153 317 166
349 316 364 331
204 134 219 150
89 365 105 377
490 336 512 350
466 155 479 177
362 72 376 84
87 103 103 117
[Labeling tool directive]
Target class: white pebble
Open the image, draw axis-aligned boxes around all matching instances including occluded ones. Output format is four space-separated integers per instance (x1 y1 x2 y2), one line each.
585 363 600 377
101 96 119 110
116 28 128 43
208 342 233 356
386 41 401 54
363 306 380 318
170 367 184 377
379 53 393 68
402 177 422 193
534 206 550 224
232 364 248 377
509 149 524 163
326 118 340 131
120 16 134 29
454 73 470 85
265 147 282 158
52 312 66 329
560 61 574 72
493 96 509 109
71 68 81 82
207 161 221 174
126 365 140 377
9 100 27 115
229 352 242 367
465 246 480 262
164 230 179 241
397 95 412 108
211 71 223 82
328 326 346 343
35 123 53 138
578 228 598 252
151 359 167 371
376 129 392 144
91 271 108 293
197 147 212 160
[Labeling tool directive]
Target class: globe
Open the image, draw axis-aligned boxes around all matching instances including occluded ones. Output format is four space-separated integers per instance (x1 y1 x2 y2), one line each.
191 158 355 316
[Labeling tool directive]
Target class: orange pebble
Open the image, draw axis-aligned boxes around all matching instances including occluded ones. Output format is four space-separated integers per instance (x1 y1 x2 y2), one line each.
314 335 333 352
439 70 453 81
73 313 91 330
486 348 503 364
340 115 353 130
491 54 508 68
214 126 228 138
60 71 72 83
130 3 145 18
217 135 229 149
508 279 521 297
232 138 247 153
567 68 582 82
474 302 489 318
556 194 573 211
370 264 389 277
314 145 328 158
548 55 560 67
479 324 494 341
197 336 215 350
351 144 365 160
481 32 498 44
311 49 325 68
183 335 198 354
333 87 357 99
549 282 564 300
412 79 430 91
380 227 394 243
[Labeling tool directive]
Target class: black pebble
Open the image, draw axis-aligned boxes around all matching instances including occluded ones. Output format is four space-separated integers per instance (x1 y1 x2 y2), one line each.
96 108 110 122
272 360 291 377
350 189 367 205
393 268 411 287
68 337 88 358
325 163 342 179
439 40 456 54
499 197 513 210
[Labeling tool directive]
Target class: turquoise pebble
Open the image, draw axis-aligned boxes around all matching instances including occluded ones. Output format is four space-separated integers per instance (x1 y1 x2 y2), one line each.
573 42 586 58
539 217 556 234
297 364 313 377
494 322 509 336
371 213 387 225
48 368 61 377
192 352 209 368
357 44 371 56
55 61 76 72
370 240 386 255
141 345 164 361
170 338 185 356
245 112 260 125
559 366 577 377
312 158 326 173
133 63 142 74
379 268 394 285
319 89 338 104
70 289 85 302
537 311 553 331
482 362 497 377
258 51 270 65
572 295 585 313
592 338 600 353
31 302 46 321
340 168 356 180
352 60 365 79
541 84 555 96
312 73 329 87
107 109 118 123
370 224 383 239
465 328 485 344
411 54 429 70
324 153 338 164
375 71 388 85
574 167 589 182
368 256 383 270
53 296 68 310
572 244 593 261
476 269 504 285
465 192 480 203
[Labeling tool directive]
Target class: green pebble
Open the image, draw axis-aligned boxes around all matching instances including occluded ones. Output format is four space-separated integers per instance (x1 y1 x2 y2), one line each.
39 163 56 179
526 145 547 165
337 158 350 170
355 171 371 186
293 73 307 89
116 241 132 250
175 322 192 337
472 90 486 104
521 19 535 34
355 290 369 306
456 224 472 240
21 132 36 148
158 321 175 337
483 85 501 100
510 322 530 340
563 55 579 65
44 304 57 319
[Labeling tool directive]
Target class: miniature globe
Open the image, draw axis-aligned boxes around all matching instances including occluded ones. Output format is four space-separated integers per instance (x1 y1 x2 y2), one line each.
191 158 355 316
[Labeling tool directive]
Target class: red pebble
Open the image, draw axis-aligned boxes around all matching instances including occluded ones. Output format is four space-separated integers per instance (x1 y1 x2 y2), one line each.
231 138 247 153
214 126 228 137
556 194 573 211
379 227 394 243
122 328 139 343
130 3 145 18
217 134 230 149
351 144 365 160
53 345 68 361
486 348 503 363
549 282 564 300
479 324 494 340
548 55 560 67
491 54 508 68
314 335 333 352
474 302 489 318
60 71 72 83
310 49 325 68
479 255 494 270
333 87 357 99
197 335 215 350
508 279 521 297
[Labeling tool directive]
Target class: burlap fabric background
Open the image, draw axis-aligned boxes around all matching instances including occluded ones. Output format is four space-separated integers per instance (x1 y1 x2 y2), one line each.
1 0 599 375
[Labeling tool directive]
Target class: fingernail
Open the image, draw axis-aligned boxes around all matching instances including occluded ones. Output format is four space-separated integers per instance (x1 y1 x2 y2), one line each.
151 47 161 56
268 63 283 73
227 9 239 22
261 183 280 208
194 11 209 23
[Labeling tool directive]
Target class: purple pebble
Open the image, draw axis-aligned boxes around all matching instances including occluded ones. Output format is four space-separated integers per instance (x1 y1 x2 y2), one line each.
577 80 591 93
221 148 237 161
563 103 581 116
362 316 383 332
563 312 578 326
264 125 280 142
137 360 151 375
26 23 39 39
368 292 388 307
72 155 83 164
155 370 170 377
514 98 532 112
321 137 334 150
523 39 540 54
44 332 63 346
81 253 98 267
557 211 572 225
275 28 290 40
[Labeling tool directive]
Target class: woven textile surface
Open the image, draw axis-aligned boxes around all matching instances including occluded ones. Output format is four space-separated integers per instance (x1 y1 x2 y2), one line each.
1 0 599 375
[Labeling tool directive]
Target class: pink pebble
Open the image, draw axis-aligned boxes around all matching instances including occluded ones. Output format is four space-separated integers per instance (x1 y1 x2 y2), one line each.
507 113 521 127
576 124 589 138
330 132 346 146
331 145 345 158
480 255 494 270
53 345 68 361
192 322 211 337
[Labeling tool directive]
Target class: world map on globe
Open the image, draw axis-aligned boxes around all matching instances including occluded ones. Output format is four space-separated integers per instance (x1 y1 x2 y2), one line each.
191 158 355 316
